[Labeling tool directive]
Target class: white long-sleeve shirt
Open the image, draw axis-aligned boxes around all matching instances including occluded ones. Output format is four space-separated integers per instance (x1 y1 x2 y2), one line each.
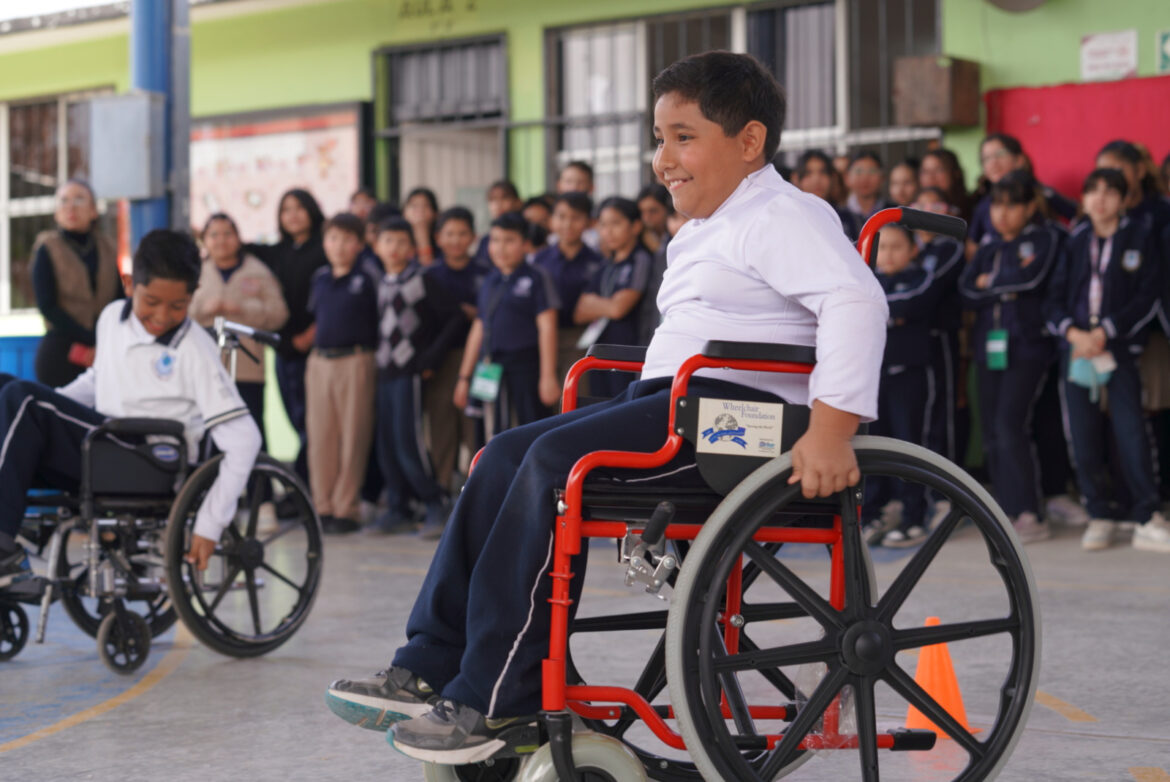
60 301 262 541
641 165 888 421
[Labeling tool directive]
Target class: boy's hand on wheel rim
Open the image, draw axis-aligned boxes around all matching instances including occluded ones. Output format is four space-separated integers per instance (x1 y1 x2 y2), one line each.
787 400 861 499
185 534 217 571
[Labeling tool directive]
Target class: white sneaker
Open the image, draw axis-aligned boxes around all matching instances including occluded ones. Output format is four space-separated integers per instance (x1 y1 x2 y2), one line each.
1081 520 1115 551
257 502 279 535
1045 495 1089 526
1012 512 1050 544
1133 512 1170 553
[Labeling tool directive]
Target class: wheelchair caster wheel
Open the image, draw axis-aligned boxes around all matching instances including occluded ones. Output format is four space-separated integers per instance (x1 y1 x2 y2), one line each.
0 602 29 661
422 757 523 781
519 733 647 782
96 609 151 674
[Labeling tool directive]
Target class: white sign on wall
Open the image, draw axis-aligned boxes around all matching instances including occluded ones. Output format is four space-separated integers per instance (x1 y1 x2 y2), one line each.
1080 30 1138 82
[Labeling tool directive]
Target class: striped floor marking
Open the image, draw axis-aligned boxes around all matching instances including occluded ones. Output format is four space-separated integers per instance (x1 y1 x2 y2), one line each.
0 625 193 754
1130 769 1170 781
1034 690 1097 723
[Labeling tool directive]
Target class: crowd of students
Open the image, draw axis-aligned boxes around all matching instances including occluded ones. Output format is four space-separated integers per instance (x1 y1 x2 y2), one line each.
29 132 1170 554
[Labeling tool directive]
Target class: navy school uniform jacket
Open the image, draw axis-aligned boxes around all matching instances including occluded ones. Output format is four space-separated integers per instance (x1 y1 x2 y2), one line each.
533 242 604 329
1044 217 1160 359
307 263 380 350
376 263 463 379
878 264 940 372
425 260 486 348
918 236 964 335
477 263 560 362
583 245 653 347
959 223 1061 364
968 185 1078 244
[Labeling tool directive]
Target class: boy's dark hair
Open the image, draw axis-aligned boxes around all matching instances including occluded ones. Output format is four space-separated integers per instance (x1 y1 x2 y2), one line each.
553 191 593 217
562 160 594 183
637 182 674 213
918 186 950 204
597 196 642 224
894 157 920 173
437 206 475 234
375 217 416 245
490 211 529 237
796 149 834 178
277 188 325 243
850 151 883 169
523 196 552 213
488 180 520 200
989 170 1037 206
367 201 402 227
133 229 201 293
323 212 365 239
350 186 376 201
527 222 549 248
1082 167 1129 199
652 51 786 162
201 211 240 239
880 223 916 246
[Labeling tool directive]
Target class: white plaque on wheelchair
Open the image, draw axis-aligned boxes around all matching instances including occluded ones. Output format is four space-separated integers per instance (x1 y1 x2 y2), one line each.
695 398 785 458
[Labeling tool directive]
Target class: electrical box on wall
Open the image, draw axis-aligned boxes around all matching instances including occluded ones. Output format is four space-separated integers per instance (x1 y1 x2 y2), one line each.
893 56 981 127
89 92 167 199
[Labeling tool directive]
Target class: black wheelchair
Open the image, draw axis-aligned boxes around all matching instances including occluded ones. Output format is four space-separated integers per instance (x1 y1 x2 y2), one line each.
421 209 1040 781
0 320 323 673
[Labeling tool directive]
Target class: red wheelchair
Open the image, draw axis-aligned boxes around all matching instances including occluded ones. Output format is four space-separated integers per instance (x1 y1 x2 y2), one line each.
424 209 1039 781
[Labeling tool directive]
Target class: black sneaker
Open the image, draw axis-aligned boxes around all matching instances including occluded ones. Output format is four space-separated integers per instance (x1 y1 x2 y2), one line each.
387 699 536 765
321 516 360 535
325 666 438 731
0 547 32 589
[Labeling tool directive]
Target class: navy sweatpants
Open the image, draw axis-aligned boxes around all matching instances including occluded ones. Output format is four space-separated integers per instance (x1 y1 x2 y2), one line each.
376 374 443 522
863 367 929 530
0 374 104 539
274 353 309 483
391 376 782 717
977 357 1049 517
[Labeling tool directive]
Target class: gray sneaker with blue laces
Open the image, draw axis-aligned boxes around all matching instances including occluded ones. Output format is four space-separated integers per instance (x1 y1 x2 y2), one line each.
388 699 536 765
0 547 32 590
325 666 438 731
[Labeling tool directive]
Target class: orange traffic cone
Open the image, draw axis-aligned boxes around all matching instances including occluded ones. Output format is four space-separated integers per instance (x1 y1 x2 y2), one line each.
904 616 979 737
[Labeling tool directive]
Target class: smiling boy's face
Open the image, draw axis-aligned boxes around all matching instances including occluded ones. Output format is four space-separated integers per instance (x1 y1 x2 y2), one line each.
652 93 766 220
130 277 193 337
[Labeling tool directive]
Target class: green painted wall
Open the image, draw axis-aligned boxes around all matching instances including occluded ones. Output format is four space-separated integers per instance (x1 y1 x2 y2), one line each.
940 0 1170 191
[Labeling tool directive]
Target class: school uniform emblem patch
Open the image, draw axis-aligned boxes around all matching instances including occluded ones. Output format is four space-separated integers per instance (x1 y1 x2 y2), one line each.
1122 249 1142 272
1018 242 1034 263
154 352 175 379
512 277 533 297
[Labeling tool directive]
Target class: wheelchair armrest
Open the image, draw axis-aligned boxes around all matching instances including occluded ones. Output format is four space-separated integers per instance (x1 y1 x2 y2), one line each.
586 344 648 364
95 417 186 439
702 341 816 366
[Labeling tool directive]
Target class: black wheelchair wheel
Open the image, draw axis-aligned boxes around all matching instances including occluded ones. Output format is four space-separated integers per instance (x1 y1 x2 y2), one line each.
164 454 323 658
96 608 151 674
422 757 523 781
0 601 29 661
56 523 176 639
666 437 1039 781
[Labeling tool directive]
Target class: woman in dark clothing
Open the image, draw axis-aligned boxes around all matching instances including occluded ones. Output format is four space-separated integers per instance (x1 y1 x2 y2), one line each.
246 188 328 484
32 179 122 388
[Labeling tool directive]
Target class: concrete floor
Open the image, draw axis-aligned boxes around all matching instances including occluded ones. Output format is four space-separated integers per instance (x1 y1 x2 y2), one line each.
2 519 1169 782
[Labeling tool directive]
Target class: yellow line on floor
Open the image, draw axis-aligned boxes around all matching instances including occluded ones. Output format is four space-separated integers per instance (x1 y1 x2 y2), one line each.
0 625 193 754
1034 690 1097 723
1130 769 1170 781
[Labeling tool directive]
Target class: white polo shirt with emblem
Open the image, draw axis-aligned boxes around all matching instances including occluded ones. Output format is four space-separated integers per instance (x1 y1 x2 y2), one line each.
641 164 889 421
60 300 262 540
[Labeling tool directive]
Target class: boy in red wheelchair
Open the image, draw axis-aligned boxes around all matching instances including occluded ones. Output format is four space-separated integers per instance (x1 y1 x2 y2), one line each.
326 51 888 765
0 230 262 588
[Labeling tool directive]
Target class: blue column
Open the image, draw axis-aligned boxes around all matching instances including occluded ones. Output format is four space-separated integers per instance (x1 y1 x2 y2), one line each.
129 0 172 247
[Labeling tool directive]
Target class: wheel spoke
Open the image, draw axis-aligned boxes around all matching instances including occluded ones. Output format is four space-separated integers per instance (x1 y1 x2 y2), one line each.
715 633 757 736
742 540 843 631
259 562 304 593
244 567 263 635
839 491 873 615
713 637 837 673
738 633 800 700
740 542 781 592
892 616 1019 651
884 664 985 758
739 601 806 623
875 508 963 622
259 523 300 547
760 664 849 778
244 474 265 539
854 675 880 782
207 562 242 613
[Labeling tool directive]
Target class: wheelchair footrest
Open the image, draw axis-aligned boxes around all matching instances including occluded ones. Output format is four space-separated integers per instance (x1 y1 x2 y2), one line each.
1 576 53 605
888 728 937 751
479 721 543 760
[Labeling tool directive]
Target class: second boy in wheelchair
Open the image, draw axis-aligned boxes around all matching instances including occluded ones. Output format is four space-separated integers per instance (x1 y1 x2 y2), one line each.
0 230 262 587
326 50 890 767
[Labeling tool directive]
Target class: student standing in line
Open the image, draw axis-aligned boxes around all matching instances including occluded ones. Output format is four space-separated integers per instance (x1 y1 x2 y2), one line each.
1045 168 1167 552
844 151 891 225
454 213 560 439
474 180 524 270
246 188 327 486
636 182 673 254
888 158 920 207
918 148 971 220
795 149 861 240
959 172 1061 543
304 214 381 535
573 197 653 398
31 179 122 388
403 187 441 267
350 187 379 222
533 193 603 388
554 162 601 250
425 207 488 494
521 196 553 232
371 218 462 539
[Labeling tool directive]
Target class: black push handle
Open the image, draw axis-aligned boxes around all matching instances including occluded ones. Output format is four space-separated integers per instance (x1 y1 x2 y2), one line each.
217 318 281 348
896 208 967 241
641 501 676 547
